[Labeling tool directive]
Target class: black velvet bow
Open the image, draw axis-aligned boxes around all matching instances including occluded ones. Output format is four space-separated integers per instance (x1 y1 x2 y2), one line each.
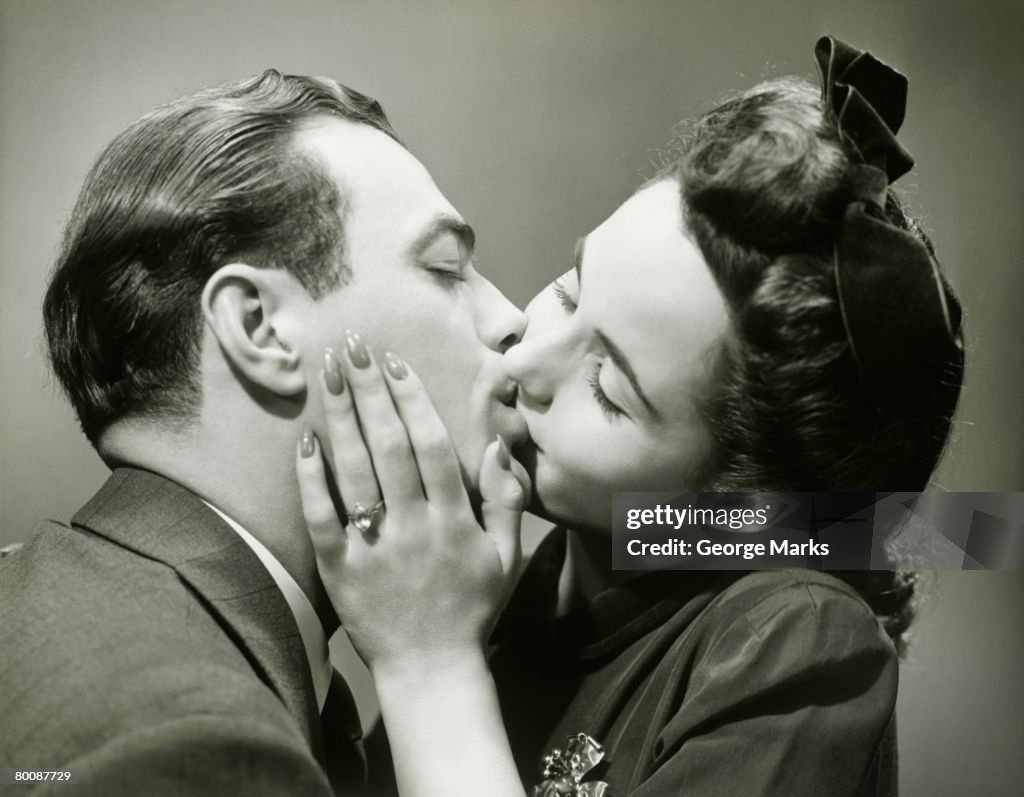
814 35 961 378
815 35 914 182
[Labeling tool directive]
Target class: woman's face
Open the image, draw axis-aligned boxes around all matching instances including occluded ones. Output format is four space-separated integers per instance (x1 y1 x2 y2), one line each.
504 179 730 532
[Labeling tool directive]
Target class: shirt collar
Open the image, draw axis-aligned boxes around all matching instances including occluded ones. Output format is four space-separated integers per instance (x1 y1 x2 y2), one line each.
203 501 332 712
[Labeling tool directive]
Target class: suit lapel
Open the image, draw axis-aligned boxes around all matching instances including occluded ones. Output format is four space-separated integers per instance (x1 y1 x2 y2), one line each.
321 668 368 793
72 467 325 761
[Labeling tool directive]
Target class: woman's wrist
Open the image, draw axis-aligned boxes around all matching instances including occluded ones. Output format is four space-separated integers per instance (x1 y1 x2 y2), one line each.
372 648 525 797
371 646 491 700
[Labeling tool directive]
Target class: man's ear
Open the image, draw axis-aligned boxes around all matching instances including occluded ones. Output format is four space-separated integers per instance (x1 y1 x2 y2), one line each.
201 264 308 396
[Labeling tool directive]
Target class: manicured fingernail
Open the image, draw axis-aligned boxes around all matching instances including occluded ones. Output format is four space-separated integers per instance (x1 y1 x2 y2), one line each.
300 424 316 458
384 352 408 380
345 330 371 369
323 349 345 395
496 434 511 470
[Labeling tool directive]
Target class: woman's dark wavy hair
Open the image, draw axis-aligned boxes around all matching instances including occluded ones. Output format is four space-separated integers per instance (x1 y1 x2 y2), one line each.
660 78 965 654
44 70 399 445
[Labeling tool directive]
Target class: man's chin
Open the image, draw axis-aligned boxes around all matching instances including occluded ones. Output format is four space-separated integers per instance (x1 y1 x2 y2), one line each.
509 441 547 516
461 429 534 515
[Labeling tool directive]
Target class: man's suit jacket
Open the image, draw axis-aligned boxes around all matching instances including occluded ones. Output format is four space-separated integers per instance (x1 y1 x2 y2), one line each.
0 467 364 795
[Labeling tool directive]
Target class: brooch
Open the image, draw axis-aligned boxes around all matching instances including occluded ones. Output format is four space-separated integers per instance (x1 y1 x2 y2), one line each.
531 732 610 796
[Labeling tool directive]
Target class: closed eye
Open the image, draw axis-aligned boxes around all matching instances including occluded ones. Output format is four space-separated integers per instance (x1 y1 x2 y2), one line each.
587 360 623 420
423 260 468 287
552 275 577 313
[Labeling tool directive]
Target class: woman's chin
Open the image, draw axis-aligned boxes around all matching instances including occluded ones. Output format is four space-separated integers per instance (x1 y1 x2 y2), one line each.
511 441 614 531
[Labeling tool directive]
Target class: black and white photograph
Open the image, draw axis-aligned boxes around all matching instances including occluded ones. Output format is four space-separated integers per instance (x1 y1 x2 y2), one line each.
1 2 1022 795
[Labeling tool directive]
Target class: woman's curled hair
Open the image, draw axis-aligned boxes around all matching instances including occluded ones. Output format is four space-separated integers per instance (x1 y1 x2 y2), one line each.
659 79 965 654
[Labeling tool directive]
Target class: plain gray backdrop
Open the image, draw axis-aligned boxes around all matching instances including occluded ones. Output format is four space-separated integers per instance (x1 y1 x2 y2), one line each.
1 1 1022 794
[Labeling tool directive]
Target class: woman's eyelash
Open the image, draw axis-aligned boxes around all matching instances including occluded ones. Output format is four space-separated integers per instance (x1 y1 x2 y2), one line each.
551 274 619 419
551 276 577 312
587 362 622 420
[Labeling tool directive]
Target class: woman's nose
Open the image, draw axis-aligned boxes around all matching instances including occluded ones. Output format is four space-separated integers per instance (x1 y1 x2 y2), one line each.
502 335 555 407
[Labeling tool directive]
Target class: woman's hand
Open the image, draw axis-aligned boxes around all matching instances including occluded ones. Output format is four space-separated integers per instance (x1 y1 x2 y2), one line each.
296 334 529 796
295 333 528 678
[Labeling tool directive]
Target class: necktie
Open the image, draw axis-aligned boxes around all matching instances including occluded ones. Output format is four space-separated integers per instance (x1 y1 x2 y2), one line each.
320 669 367 795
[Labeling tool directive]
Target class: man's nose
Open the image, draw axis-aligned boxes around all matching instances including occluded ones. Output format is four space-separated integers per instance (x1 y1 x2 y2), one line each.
476 278 527 353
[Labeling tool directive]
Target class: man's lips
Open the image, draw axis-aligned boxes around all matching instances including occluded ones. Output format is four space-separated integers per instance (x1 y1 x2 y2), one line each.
490 376 530 447
494 377 518 407
495 403 530 448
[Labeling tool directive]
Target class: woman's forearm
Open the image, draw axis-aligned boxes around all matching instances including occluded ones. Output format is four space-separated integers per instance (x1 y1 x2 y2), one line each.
373 652 526 797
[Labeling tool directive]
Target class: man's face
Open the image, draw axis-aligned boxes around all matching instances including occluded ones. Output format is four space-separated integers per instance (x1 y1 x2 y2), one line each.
293 118 527 487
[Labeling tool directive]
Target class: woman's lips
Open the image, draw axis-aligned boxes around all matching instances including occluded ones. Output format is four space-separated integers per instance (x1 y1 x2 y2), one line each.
512 399 541 452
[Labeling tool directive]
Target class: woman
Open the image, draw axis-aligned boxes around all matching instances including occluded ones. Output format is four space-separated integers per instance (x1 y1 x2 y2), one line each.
297 36 964 796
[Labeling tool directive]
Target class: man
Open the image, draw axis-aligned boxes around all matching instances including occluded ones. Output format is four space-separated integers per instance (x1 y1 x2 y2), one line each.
0 70 526 794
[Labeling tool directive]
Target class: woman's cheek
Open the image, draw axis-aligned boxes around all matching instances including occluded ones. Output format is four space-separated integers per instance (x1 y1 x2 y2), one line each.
540 427 608 511
566 426 644 493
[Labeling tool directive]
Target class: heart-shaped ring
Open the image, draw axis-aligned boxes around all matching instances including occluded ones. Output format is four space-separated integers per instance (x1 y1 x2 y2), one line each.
348 500 385 533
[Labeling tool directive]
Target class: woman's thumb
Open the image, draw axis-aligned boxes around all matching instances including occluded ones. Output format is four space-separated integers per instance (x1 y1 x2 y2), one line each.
478 435 529 576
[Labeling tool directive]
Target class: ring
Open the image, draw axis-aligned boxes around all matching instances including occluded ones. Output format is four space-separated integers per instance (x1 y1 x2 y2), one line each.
347 500 385 533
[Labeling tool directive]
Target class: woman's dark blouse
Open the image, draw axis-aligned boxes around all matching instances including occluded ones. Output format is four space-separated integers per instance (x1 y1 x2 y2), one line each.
490 529 899 796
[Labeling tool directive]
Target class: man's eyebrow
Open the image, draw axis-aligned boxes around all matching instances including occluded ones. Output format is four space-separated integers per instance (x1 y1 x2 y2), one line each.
574 236 586 285
410 214 476 258
595 328 661 422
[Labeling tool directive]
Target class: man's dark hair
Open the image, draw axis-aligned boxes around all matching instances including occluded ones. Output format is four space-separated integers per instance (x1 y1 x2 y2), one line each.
43 69 399 445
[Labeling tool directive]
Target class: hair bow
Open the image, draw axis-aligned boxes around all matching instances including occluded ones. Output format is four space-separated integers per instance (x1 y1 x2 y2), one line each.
814 35 962 379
